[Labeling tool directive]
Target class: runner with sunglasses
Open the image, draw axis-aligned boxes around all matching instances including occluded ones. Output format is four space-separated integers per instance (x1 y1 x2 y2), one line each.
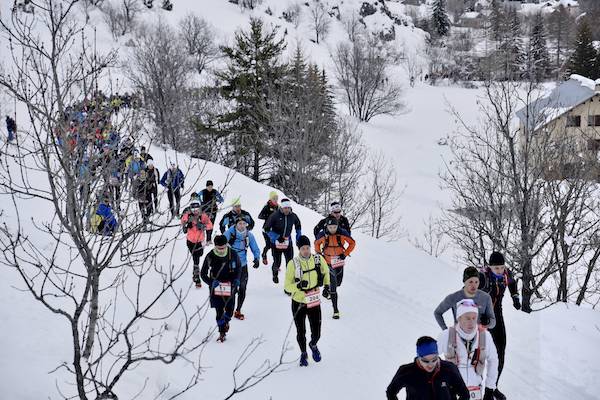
386 336 470 400
438 299 499 400
434 267 496 330
313 201 351 237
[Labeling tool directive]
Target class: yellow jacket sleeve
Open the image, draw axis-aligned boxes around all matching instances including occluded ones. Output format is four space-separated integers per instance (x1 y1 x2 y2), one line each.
320 255 330 286
284 258 299 296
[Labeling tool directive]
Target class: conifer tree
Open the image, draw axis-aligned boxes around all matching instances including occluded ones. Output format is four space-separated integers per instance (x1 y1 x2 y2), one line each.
568 20 597 78
431 0 450 37
527 13 551 82
218 18 286 181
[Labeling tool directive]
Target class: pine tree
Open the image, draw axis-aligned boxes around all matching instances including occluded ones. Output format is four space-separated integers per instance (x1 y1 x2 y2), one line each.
498 7 523 80
527 13 551 82
218 18 287 181
489 0 505 42
568 20 597 78
431 0 450 37
548 5 575 80
268 48 337 206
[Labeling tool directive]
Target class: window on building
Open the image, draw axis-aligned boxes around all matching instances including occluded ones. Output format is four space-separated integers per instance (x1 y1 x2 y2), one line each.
587 115 600 127
566 115 581 127
587 139 600 151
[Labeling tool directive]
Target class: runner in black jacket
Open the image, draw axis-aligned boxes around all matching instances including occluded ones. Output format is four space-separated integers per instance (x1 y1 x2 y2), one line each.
258 191 278 264
478 251 521 400
313 201 351 236
200 235 242 342
386 336 470 400
264 198 302 284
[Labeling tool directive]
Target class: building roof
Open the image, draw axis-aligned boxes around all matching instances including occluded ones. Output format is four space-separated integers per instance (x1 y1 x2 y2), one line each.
516 75 600 132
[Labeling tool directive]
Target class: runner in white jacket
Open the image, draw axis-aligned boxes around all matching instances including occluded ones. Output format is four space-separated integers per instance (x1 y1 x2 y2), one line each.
438 299 499 400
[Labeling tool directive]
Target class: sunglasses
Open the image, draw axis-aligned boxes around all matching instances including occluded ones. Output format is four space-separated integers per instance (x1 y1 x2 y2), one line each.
420 356 439 365
332 211 341 214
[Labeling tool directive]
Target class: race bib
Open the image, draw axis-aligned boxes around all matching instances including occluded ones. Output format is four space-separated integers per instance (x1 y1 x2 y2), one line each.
467 387 482 400
330 256 345 269
275 239 289 249
214 282 232 297
305 288 320 308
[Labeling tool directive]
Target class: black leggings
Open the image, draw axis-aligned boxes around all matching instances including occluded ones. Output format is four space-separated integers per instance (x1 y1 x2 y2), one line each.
489 309 507 383
292 300 322 353
167 188 181 216
235 267 249 312
329 266 344 313
215 297 235 334
262 231 271 257
186 240 204 266
271 242 294 276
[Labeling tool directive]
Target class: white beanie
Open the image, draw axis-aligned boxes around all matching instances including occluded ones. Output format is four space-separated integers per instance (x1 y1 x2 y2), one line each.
329 202 342 213
281 199 292 208
456 299 479 319
146 159 154 167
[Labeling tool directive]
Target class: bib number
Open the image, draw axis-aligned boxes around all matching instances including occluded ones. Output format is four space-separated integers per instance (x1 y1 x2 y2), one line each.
275 239 289 249
330 256 345 269
214 282 232 297
467 387 482 400
305 288 320 308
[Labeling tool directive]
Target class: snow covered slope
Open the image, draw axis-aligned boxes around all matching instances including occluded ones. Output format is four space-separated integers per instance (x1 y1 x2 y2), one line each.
1 145 600 400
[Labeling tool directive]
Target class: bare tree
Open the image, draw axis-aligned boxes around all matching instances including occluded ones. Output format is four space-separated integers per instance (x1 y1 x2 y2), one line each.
310 0 331 44
129 21 192 150
178 14 220 76
332 34 405 122
362 152 405 240
0 2 210 398
282 2 302 29
342 12 362 42
441 80 600 311
321 117 368 229
101 0 140 39
403 49 424 87
410 215 450 257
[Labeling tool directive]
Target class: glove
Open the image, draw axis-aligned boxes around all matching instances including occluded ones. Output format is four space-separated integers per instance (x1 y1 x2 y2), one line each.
513 296 521 310
296 280 309 290
322 285 330 299
480 315 490 326
483 388 494 400
252 259 259 269
211 280 220 289
277 236 286 243
339 253 346 260
233 279 240 290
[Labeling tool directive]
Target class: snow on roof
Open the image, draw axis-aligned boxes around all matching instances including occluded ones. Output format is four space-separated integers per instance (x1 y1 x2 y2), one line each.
516 75 600 131
520 0 579 16
461 11 480 19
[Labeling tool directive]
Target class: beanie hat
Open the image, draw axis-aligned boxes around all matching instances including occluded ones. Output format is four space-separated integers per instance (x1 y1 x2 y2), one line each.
326 217 339 226
206 180 214 186
269 191 278 200
235 215 247 224
416 336 438 358
489 251 505 266
463 266 480 282
146 159 154 167
190 192 199 200
456 299 479 319
330 202 342 213
214 235 227 246
281 198 292 208
231 197 241 207
297 235 311 249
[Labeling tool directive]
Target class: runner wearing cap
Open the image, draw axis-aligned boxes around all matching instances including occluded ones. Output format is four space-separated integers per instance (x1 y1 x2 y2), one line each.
264 198 302 284
314 217 356 319
438 299 499 400
181 199 213 287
